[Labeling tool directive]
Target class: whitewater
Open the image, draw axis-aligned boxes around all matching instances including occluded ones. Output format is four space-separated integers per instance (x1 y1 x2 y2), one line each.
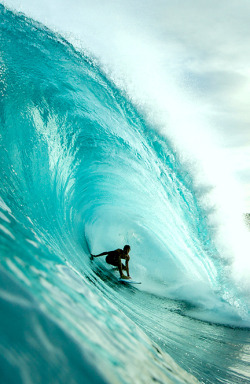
0 4 250 384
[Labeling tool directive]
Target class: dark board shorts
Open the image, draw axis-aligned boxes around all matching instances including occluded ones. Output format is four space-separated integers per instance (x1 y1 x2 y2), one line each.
106 254 119 266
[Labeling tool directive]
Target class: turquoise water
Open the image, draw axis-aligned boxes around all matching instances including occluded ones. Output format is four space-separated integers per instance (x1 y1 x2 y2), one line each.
0 5 250 383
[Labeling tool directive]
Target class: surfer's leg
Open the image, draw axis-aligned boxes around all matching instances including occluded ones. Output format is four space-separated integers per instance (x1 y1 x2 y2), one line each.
117 257 127 278
106 255 128 278
117 260 123 278
125 256 130 277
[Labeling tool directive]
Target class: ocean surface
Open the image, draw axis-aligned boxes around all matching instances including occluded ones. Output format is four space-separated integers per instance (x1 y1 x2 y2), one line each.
0 5 250 384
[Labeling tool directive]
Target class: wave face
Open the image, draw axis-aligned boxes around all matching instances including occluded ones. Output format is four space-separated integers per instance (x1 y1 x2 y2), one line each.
0 5 250 384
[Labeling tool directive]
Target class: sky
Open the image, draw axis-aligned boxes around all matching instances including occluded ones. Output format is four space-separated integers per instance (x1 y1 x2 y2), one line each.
3 0 250 211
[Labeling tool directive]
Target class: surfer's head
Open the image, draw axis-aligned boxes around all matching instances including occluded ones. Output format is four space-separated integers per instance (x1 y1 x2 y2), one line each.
123 245 130 254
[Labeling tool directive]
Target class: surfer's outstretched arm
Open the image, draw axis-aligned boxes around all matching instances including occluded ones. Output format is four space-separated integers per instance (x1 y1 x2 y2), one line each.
91 252 108 258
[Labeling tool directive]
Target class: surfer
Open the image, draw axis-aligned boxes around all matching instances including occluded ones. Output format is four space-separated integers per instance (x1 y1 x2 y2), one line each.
91 245 131 279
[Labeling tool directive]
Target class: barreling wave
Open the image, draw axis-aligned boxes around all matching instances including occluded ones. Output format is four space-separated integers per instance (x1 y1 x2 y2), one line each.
0 4 250 384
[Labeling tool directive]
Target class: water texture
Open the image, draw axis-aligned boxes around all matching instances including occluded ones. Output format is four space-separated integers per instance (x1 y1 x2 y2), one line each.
0 5 249 384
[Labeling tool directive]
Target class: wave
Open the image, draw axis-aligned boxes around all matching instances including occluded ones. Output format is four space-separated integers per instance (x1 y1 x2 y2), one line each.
0 5 250 384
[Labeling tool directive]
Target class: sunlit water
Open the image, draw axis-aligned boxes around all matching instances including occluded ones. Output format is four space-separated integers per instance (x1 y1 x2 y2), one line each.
0 5 250 384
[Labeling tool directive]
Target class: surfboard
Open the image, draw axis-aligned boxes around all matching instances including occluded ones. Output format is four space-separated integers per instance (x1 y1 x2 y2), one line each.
118 278 141 284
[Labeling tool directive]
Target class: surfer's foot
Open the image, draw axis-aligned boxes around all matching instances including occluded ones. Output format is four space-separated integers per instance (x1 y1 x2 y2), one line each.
120 275 131 279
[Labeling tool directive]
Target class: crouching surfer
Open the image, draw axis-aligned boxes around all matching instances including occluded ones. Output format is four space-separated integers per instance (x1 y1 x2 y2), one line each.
91 245 131 279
